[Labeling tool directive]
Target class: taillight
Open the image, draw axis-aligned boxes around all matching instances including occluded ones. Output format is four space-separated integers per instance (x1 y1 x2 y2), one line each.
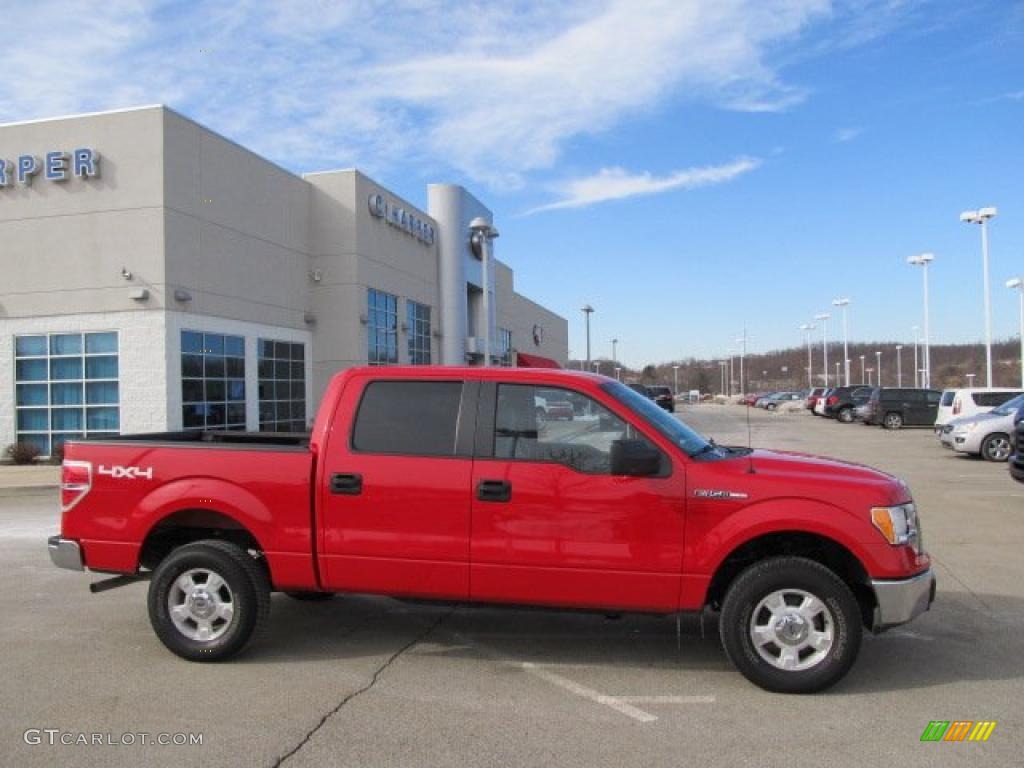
827 395 838 405
61 460 92 511
952 397 961 415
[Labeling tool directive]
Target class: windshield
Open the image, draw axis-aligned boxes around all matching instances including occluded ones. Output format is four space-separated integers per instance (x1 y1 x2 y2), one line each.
601 380 723 459
993 393 1024 416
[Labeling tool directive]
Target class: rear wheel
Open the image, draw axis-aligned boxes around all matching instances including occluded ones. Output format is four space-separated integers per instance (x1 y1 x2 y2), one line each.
981 433 1012 462
766 403 777 411
148 540 270 662
883 412 903 430
719 556 862 693
837 407 854 423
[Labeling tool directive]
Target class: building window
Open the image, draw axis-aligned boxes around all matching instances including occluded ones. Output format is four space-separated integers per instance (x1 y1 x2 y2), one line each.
498 328 513 366
181 331 246 431
14 332 120 456
258 339 307 432
368 288 398 365
407 300 432 365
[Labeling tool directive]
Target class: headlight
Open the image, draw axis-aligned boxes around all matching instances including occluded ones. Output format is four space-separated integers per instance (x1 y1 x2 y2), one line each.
871 503 920 550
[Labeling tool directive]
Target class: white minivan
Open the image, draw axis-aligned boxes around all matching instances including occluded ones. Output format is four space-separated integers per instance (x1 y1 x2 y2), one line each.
934 388 1023 433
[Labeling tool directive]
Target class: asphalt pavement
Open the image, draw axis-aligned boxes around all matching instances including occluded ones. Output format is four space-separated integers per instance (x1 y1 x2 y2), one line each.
1 405 1021 767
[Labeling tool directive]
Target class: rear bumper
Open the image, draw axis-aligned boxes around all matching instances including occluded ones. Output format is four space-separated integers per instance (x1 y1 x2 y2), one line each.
48 535 84 572
871 568 936 632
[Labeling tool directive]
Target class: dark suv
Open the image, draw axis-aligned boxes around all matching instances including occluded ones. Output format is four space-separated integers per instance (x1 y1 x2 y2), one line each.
646 385 676 413
1009 402 1024 483
823 385 874 423
861 387 943 429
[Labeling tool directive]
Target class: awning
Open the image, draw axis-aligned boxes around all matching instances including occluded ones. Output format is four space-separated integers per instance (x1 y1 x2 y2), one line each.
516 352 561 369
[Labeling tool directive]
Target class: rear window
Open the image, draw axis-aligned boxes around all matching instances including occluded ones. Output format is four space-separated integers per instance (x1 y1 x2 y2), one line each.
940 391 956 406
972 391 1023 407
352 380 463 456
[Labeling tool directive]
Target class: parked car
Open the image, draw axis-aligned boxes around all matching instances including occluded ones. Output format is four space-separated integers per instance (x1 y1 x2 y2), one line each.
860 388 943 429
822 385 874 423
949 393 1024 461
758 392 803 411
535 393 574 423
646 385 676 413
49 366 935 694
741 393 763 406
935 388 1023 434
813 389 832 416
805 387 827 411
1009 405 1024 482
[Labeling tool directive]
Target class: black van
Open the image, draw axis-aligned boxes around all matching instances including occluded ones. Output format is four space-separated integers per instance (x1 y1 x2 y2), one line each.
862 387 943 429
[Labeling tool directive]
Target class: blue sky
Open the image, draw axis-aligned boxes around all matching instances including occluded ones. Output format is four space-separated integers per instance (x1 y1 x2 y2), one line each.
3 0 1022 368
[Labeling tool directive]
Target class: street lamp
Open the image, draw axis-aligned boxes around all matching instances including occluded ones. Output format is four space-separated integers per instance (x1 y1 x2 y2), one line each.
611 338 618 365
895 345 903 387
593 361 601 375
860 354 866 383
815 313 830 387
673 364 680 394
615 366 622 381
866 367 874 386
834 360 840 383
799 324 815 387
1009 277 1024 388
468 217 499 366
961 207 998 387
966 373 976 387
875 350 882 387
581 304 595 368
735 333 748 395
832 298 851 385
907 253 935 387
727 349 735 397
912 326 920 388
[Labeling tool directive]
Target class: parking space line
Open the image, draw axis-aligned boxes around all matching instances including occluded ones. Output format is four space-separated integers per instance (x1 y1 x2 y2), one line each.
521 662 715 722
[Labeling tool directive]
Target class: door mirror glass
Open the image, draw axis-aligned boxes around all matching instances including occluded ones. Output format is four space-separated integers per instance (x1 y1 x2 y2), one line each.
610 439 661 477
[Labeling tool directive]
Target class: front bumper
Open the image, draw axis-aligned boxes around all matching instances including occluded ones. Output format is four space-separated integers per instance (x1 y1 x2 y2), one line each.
871 568 936 632
48 535 84 571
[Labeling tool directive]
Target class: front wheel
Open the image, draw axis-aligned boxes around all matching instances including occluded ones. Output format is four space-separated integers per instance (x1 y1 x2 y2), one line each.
148 540 270 662
766 403 777 411
719 556 862 693
981 433 1011 462
883 412 903 430
837 407 854 423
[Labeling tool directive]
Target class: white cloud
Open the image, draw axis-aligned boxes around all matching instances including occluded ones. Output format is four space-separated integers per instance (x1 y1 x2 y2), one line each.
524 158 761 214
833 126 864 142
1 1 836 187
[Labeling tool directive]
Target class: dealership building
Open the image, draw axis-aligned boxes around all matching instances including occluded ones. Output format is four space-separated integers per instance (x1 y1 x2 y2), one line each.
0 105 567 455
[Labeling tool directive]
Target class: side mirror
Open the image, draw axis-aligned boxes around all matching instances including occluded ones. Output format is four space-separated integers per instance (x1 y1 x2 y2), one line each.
610 439 661 477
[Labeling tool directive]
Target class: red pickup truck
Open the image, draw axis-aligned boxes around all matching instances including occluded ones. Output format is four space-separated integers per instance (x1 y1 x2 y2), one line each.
48 367 934 693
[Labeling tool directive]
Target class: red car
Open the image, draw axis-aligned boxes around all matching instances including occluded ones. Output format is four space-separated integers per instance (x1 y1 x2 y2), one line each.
805 387 827 410
741 393 762 406
50 367 934 693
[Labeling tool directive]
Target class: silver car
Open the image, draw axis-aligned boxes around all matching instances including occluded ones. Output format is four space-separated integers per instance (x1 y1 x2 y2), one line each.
950 394 1024 461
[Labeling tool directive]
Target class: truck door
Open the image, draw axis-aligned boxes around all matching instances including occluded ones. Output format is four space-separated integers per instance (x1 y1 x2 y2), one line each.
469 382 686 612
318 377 476 599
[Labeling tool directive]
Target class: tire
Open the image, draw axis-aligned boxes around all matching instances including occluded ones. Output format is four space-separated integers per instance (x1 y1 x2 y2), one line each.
766 403 777 411
883 412 903 430
148 540 270 662
837 407 854 423
719 556 862 694
981 433 1012 462
285 591 336 601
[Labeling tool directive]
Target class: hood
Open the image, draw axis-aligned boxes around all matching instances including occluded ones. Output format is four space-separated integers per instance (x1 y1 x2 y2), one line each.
955 410 1009 428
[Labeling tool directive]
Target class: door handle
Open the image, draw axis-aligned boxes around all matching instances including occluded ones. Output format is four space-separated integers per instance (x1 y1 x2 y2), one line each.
477 479 511 502
330 473 363 495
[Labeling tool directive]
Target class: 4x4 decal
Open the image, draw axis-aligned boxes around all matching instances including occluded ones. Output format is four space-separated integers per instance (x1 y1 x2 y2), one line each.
98 465 153 480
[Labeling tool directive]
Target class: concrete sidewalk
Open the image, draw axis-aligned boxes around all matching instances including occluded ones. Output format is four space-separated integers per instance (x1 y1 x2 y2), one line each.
0 464 60 495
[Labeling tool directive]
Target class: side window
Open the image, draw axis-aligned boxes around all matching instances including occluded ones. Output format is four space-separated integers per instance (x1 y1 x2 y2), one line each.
973 391 1020 407
926 391 942 406
352 381 462 456
495 384 654 474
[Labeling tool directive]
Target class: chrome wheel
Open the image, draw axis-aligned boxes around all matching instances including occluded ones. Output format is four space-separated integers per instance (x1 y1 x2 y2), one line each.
749 588 835 671
884 413 903 429
167 568 235 642
983 434 1011 462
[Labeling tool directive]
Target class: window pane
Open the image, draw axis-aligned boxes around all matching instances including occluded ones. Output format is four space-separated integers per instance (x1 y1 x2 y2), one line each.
205 379 226 402
183 404 206 428
181 331 204 354
51 383 83 405
52 432 84 448
85 332 118 354
205 356 226 378
85 356 118 379
15 336 47 357
291 344 305 362
227 380 245 401
226 403 246 425
352 381 461 456
17 434 50 456
182 379 204 403
51 408 84 431
182 354 204 377
50 334 82 355
86 407 120 431
16 359 48 381
207 403 226 427
259 339 274 357
225 336 244 357
226 357 245 378
17 409 49 431
51 358 83 380
204 334 225 355
86 382 119 405
16 384 48 406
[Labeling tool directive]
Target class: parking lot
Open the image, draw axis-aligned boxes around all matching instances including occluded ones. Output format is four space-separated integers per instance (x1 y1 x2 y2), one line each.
2 404 1022 768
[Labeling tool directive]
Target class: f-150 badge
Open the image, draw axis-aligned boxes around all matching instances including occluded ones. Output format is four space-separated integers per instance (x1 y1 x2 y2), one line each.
693 489 748 500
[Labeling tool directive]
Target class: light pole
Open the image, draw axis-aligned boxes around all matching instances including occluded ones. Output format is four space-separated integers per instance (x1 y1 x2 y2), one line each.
727 350 734 397
1009 278 1024 388
673 365 680 394
912 326 920 388
966 373 976 387
866 367 874 386
832 298 851 385
581 304 594 369
860 354 866 383
593 361 601 375
908 253 935 387
719 361 726 394
611 338 618 365
735 333 748 395
615 366 622 381
468 217 499 366
799 324 815 387
834 361 840 384
875 351 882 387
895 345 903 387
815 313 830 387
961 207 997 387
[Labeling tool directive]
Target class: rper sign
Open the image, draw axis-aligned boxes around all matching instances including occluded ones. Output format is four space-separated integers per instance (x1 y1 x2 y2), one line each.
0 148 100 188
